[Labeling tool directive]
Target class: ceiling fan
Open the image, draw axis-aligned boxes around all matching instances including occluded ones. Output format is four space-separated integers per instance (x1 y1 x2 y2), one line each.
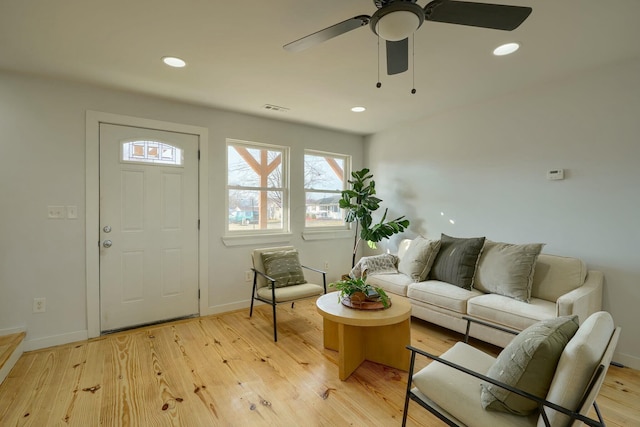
284 0 532 75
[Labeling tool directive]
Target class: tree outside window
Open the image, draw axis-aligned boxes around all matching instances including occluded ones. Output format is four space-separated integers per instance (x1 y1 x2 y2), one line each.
304 151 350 228
227 140 288 233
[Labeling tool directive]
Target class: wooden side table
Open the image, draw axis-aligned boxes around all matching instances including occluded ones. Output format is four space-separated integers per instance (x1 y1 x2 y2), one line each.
316 292 412 380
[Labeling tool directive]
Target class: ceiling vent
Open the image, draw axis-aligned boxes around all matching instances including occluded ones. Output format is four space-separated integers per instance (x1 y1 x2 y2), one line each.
262 104 290 113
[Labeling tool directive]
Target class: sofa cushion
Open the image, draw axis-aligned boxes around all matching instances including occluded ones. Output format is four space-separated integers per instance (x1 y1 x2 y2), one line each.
467 294 557 331
398 237 441 281
430 234 486 289
408 280 484 314
261 249 307 288
530 254 587 301
474 241 544 302
481 315 579 415
366 273 414 296
541 312 614 426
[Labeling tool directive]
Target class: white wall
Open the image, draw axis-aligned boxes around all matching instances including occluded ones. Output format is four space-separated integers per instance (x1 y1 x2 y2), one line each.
0 71 363 349
365 58 640 369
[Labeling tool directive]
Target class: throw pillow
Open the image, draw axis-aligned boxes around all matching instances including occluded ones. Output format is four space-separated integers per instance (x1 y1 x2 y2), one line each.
261 250 307 288
429 234 485 289
350 253 399 278
398 237 441 281
480 315 580 415
473 240 545 302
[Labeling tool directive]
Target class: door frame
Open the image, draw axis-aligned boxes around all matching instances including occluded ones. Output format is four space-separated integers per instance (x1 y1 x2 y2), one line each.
85 111 209 338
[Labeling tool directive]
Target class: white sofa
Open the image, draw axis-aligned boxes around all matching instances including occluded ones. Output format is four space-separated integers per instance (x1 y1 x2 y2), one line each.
366 238 604 347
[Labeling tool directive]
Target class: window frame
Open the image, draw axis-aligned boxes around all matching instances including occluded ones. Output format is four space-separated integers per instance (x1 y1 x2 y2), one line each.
303 149 351 231
225 139 290 236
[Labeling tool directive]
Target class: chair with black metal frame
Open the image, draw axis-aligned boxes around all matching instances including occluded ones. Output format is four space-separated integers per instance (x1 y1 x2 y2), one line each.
250 246 327 342
402 312 621 427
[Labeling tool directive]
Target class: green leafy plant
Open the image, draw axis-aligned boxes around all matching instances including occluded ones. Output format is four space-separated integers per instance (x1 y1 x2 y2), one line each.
330 277 390 308
340 168 410 267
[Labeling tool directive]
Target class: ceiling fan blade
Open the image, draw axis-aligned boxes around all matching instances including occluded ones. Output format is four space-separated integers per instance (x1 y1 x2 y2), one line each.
386 39 408 75
424 0 532 31
283 15 370 52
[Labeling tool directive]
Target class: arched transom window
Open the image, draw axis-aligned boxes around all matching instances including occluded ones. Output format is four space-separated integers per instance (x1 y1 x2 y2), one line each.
121 140 183 166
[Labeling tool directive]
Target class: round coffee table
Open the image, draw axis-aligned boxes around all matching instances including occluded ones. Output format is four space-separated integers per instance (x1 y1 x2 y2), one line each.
316 292 412 380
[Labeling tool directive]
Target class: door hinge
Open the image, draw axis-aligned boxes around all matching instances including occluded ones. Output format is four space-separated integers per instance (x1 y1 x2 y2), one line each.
198 219 200 230
197 150 200 160
198 289 201 299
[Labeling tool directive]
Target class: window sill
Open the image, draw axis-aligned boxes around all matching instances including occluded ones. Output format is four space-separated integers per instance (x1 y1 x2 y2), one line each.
222 233 293 247
302 229 354 241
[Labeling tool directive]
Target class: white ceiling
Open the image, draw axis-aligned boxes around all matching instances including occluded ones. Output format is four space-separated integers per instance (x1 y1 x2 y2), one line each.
1 0 639 135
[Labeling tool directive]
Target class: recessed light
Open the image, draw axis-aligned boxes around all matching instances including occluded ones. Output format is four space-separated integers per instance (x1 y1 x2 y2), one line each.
351 106 366 112
493 42 520 56
162 56 186 68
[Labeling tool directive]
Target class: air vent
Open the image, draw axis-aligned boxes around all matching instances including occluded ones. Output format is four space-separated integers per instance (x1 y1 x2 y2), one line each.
262 104 290 113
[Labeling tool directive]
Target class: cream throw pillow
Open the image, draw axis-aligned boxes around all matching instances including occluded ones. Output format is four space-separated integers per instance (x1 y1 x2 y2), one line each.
474 240 544 302
398 237 441 281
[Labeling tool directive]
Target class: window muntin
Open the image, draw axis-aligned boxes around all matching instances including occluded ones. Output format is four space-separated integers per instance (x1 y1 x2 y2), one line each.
121 140 183 166
304 151 349 228
227 140 288 233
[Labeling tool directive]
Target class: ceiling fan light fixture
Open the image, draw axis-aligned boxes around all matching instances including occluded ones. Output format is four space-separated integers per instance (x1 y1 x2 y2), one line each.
370 2 424 41
493 42 520 56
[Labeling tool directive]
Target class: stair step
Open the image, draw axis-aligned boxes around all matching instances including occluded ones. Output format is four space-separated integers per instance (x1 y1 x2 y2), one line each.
0 332 26 384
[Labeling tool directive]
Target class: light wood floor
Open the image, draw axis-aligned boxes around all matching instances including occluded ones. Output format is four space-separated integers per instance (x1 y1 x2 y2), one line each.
0 300 638 426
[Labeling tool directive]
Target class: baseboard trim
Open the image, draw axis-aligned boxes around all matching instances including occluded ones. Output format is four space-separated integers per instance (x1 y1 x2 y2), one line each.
0 326 26 335
613 351 640 371
201 300 252 316
0 337 24 385
23 330 88 352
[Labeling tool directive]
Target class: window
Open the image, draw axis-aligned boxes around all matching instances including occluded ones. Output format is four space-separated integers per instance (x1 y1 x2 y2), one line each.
304 151 350 228
121 140 183 166
227 140 288 233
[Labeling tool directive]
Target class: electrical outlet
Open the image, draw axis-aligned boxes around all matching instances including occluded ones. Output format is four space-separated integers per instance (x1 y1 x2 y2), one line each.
245 271 253 282
47 205 65 219
324 261 330 270
33 297 46 313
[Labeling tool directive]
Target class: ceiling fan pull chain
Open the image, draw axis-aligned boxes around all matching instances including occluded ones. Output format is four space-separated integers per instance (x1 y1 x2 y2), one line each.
411 35 417 94
376 34 382 88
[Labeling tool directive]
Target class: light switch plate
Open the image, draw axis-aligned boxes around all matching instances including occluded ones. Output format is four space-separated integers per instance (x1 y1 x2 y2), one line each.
66 205 78 219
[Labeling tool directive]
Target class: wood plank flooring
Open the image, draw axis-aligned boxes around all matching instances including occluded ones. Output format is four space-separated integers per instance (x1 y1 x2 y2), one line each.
0 300 638 426
0 332 25 372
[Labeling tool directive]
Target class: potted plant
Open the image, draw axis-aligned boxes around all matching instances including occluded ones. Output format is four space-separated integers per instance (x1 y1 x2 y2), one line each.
340 168 410 268
330 276 391 308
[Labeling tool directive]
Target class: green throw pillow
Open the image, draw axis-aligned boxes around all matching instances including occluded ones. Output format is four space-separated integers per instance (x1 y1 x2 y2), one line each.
473 240 545 302
261 250 307 288
429 234 485 289
480 315 579 415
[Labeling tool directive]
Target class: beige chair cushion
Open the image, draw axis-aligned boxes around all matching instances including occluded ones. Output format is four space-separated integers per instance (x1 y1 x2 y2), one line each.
412 342 537 427
531 254 587 301
481 316 579 415
256 283 324 303
474 240 544 302
398 236 441 281
538 311 614 427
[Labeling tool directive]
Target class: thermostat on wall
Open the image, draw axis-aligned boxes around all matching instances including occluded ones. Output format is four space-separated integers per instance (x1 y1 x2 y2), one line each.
547 169 564 180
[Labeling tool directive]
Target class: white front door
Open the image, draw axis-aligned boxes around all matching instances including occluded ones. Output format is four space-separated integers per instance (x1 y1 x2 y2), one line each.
99 123 199 332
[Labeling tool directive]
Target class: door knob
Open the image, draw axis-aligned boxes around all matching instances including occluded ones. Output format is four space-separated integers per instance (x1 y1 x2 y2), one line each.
103 240 113 248
103 225 112 233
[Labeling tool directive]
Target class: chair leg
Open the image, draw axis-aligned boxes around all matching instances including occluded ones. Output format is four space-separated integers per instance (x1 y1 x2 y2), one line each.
291 302 295 309
402 350 418 427
272 301 278 342
249 273 257 317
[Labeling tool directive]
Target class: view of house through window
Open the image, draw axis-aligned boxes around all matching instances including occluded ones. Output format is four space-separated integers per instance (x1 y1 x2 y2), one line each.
304 151 349 228
227 140 287 233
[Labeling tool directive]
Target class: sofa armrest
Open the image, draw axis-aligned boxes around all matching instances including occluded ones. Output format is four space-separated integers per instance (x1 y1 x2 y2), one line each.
556 270 603 323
